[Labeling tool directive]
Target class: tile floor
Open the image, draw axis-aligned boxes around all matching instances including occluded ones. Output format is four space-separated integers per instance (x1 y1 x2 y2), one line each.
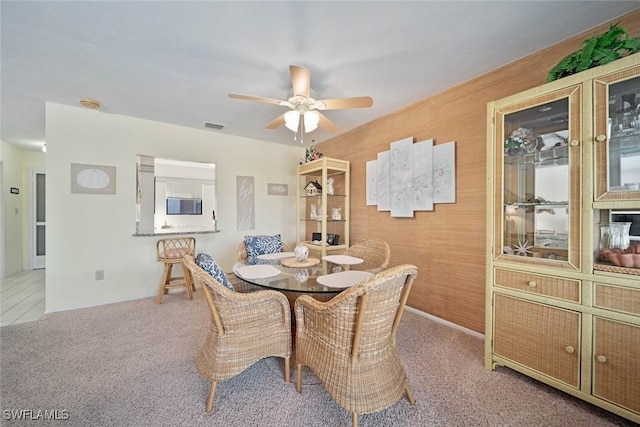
0 269 45 326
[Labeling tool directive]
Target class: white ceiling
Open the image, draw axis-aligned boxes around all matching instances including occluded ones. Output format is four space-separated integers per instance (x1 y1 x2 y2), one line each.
2 1 639 152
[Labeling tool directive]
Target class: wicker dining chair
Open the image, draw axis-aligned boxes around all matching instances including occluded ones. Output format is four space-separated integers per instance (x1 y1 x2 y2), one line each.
183 255 292 412
342 238 391 273
295 264 417 427
155 237 196 304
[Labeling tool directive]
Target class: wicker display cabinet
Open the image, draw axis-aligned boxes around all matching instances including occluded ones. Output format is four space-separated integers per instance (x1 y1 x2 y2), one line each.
486 53 640 423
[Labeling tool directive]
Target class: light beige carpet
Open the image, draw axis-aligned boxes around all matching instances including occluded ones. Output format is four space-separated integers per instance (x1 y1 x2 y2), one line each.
0 291 635 426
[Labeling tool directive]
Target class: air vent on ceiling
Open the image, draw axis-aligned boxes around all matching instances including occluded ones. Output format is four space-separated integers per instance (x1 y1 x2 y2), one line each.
204 122 225 130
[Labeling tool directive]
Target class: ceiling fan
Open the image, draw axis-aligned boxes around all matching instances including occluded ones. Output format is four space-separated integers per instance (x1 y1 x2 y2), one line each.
228 65 373 143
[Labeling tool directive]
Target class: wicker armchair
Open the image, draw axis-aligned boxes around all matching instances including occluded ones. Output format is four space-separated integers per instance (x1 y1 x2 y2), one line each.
183 255 292 412
342 238 391 273
295 264 417 427
237 235 290 262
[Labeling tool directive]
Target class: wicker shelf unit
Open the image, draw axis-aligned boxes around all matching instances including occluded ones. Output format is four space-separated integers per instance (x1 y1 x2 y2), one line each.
296 157 350 259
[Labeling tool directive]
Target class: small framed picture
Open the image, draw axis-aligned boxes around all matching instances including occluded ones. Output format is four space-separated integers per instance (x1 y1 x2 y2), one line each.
71 163 116 194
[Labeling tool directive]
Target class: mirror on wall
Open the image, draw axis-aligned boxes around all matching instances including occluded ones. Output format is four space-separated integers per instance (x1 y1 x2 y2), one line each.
136 155 217 234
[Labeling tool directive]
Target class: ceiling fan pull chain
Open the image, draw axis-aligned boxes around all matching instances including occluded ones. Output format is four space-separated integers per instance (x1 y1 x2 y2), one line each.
298 114 304 144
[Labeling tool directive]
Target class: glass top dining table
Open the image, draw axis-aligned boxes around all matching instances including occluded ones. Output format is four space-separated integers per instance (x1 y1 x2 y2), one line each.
232 253 374 295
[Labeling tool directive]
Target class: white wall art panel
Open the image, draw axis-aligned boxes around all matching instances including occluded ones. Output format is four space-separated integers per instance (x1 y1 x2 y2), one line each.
413 139 434 211
236 176 255 230
433 141 456 204
376 151 390 211
390 137 414 217
368 138 456 217
366 160 377 206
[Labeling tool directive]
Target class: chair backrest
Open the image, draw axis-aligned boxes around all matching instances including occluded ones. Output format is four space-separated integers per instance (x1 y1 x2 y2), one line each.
319 264 417 359
183 254 232 334
184 254 291 338
157 237 196 261
236 236 290 262
343 238 391 273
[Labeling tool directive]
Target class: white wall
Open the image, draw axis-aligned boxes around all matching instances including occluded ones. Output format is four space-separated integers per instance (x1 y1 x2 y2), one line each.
45 102 302 313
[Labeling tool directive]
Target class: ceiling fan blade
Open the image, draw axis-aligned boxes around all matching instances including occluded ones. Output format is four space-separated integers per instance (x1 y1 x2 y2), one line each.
228 93 287 106
290 65 310 98
266 113 286 129
316 96 373 110
317 112 339 133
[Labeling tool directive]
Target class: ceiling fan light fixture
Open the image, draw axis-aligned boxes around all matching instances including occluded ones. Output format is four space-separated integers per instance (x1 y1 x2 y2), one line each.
304 111 319 132
284 110 300 132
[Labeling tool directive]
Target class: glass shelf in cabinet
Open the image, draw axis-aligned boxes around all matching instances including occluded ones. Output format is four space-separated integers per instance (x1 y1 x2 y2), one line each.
505 202 569 207
504 145 569 163
300 194 346 198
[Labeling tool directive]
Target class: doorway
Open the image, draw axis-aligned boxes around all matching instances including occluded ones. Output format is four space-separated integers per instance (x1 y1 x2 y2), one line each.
32 170 45 269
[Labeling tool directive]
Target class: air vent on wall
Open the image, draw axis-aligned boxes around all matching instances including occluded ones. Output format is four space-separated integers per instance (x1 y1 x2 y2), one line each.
204 122 225 130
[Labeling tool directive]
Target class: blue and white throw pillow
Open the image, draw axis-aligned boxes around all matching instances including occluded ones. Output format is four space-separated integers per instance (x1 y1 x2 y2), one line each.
244 234 283 264
195 252 234 291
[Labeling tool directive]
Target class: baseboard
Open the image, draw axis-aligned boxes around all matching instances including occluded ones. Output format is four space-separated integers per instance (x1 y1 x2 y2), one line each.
404 306 484 340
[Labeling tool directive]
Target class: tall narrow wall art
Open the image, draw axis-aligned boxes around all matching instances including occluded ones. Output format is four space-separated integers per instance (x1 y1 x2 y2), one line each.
376 150 390 212
236 176 255 230
390 137 414 217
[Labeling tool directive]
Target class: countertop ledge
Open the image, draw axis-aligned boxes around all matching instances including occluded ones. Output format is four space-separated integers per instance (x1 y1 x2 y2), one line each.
133 230 220 237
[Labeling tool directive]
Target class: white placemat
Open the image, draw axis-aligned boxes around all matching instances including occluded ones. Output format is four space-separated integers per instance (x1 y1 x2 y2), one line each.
316 270 374 288
322 255 364 265
234 264 281 279
256 252 295 260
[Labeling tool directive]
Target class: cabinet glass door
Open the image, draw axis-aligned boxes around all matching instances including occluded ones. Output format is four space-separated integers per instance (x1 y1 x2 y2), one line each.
494 86 581 270
594 66 640 201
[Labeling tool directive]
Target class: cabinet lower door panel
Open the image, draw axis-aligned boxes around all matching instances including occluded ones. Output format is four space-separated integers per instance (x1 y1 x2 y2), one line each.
493 294 580 388
593 317 640 414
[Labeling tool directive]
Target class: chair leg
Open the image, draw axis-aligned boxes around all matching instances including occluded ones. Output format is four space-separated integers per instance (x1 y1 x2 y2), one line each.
156 263 171 304
284 357 290 383
182 262 195 299
183 266 193 301
352 412 358 427
205 381 217 412
296 364 303 392
405 383 416 405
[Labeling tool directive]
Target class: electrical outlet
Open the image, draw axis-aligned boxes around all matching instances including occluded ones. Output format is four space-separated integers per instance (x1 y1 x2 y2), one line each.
95 270 104 280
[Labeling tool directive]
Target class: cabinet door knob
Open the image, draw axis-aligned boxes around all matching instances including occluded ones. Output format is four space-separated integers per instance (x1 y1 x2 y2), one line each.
565 346 575 354
596 355 607 363
569 140 579 147
528 281 537 288
595 134 607 142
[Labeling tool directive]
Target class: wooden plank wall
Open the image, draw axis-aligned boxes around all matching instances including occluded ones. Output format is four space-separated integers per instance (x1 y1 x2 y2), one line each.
316 10 640 333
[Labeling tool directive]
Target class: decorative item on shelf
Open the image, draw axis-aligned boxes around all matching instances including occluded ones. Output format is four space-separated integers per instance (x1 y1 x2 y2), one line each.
304 180 322 196
326 177 334 195
504 127 539 155
505 204 518 219
547 22 640 82
600 243 640 268
300 145 323 164
294 245 309 262
310 204 321 220
331 207 342 220
502 246 514 255
513 240 533 256
326 234 340 245
600 222 632 249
